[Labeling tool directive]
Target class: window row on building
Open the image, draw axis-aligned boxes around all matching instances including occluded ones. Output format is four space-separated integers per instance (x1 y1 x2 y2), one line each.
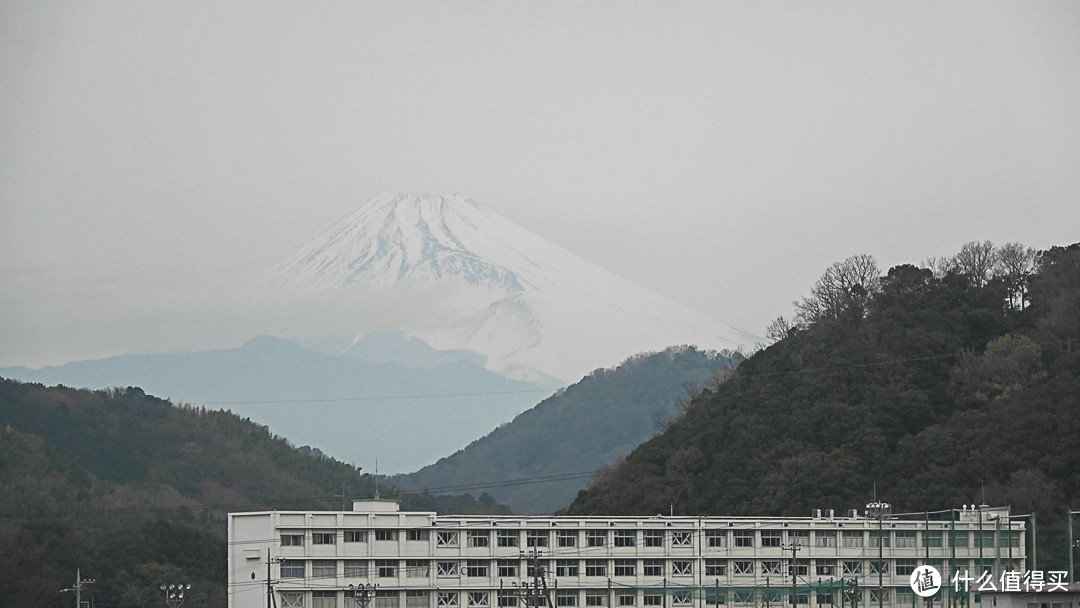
277 557 1024 580
280 529 1022 550
274 587 930 608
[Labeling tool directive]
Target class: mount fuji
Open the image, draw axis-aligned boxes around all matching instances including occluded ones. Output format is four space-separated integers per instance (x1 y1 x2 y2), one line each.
275 193 758 383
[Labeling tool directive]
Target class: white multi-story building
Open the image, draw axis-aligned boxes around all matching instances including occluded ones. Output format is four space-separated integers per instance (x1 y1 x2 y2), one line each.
228 501 1025 608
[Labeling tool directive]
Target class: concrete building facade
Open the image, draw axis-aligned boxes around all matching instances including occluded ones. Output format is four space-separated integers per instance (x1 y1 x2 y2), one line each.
228 501 1026 608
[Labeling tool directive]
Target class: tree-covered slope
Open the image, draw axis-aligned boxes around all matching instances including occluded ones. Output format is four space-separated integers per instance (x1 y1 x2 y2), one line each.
0 381 510 608
402 346 741 513
567 243 1079 523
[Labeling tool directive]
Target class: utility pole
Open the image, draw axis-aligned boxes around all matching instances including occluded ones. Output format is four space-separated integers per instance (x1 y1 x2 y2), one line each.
61 569 95 608
786 543 801 608
866 501 890 608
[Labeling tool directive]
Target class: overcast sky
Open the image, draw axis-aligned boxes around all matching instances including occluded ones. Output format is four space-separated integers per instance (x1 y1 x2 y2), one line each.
2 1 1079 368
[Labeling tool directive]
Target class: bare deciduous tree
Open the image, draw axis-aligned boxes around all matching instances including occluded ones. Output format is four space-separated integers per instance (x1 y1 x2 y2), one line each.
765 315 794 342
952 240 997 287
994 241 1037 310
794 254 880 325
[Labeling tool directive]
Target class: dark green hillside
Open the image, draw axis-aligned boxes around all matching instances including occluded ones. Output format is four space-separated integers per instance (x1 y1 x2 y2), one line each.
0 381 510 608
568 242 1079 554
402 346 741 513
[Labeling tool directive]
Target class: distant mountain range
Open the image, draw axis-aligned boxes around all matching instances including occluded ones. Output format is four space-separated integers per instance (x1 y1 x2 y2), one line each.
401 346 741 514
0 334 553 472
274 193 759 383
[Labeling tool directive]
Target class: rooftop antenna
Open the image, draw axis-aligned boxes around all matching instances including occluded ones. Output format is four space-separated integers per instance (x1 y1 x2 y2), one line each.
374 458 380 500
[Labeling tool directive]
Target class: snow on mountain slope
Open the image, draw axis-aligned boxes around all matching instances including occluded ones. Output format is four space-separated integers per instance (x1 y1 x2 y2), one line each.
275 193 759 382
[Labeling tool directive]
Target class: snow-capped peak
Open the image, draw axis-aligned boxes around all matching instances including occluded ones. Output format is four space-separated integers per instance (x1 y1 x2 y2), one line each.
275 193 759 382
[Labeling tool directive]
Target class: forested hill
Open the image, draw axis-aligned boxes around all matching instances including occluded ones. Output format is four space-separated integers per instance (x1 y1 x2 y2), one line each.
567 242 1080 523
403 346 742 514
0 381 510 608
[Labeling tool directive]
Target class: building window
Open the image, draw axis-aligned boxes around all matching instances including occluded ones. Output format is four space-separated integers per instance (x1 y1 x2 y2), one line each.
345 530 368 543
377 560 398 578
282 533 305 546
842 561 862 575
313 532 336 545
585 592 607 607
793 560 809 576
706 559 727 576
788 530 809 547
897 590 915 608
869 590 889 604
408 591 430 608
671 531 692 547
468 593 490 608
312 560 336 578
497 530 519 547
761 530 782 547
734 592 754 605
498 560 519 577
706 590 726 606
375 529 398 542
868 531 890 548
815 532 837 548
408 529 429 542
438 531 460 548
497 592 517 608
281 560 305 578
923 531 943 548
556 560 579 577
557 530 577 547
706 530 727 547
585 560 607 577
314 591 337 608
733 531 754 548
345 561 368 578
527 561 550 578
439 593 459 608
617 591 636 607
528 531 549 548
613 530 636 547
586 531 607 547
869 561 888 575
895 531 917 548
950 531 969 548
762 561 781 575
794 596 808 606
672 592 692 607
896 560 917 576
815 561 836 577
407 560 430 578
643 560 664 576
466 560 489 577
643 530 664 547
469 530 491 548
975 531 996 548
375 591 398 608
672 561 693 576
816 595 833 606
734 561 754 575
643 595 662 607
557 591 578 607
281 592 305 608
437 561 459 577
842 531 863 548
614 560 636 577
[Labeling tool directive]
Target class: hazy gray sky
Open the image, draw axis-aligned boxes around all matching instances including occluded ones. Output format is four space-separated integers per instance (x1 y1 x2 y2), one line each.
3 1 1079 368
